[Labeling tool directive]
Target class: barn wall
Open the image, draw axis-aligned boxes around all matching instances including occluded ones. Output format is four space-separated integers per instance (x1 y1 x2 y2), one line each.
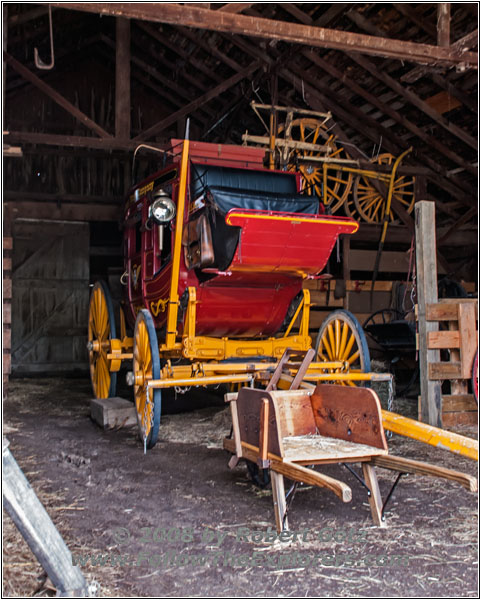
11 219 90 375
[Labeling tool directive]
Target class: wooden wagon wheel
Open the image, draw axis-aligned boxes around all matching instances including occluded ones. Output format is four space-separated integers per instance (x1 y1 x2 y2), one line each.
133 309 161 450
352 153 415 224
88 281 117 399
315 309 371 386
280 118 353 213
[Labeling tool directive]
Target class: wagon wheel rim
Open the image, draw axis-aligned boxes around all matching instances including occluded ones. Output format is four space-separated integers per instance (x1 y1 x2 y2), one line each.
315 309 371 386
353 153 415 224
133 309 161 449
88 281 117 399
280 118 353 213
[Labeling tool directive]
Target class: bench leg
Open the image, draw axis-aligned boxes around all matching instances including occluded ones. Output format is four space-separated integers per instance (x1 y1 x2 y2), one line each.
271 471 289 533
362 463 387 528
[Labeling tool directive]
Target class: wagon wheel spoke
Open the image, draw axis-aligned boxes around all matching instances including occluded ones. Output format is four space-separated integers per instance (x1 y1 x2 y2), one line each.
315 310 371 386
88 281 117 399
133 309 161 450
353 153 415 224
281 117 353 213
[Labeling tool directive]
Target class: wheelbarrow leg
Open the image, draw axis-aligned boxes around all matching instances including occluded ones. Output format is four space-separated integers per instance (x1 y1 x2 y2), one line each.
362 463 386 528
271 471 289 533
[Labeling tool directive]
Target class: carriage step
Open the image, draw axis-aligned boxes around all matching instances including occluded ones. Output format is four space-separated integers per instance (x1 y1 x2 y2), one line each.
90 397 136 429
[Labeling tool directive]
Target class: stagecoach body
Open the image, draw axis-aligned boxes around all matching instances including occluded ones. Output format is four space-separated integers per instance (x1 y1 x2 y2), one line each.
123 140 358 342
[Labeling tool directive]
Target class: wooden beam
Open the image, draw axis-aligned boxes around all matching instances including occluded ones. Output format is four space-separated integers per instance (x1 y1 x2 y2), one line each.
4 198 120 221
348 52 478 154
3 440 88 596
415 201 442 427
217 3 254 14
4 130 144 151
136 21 223 84
394 4 437 41
50 3 478 67
437 3 451 47
451 29 478 52
437 207 478 246
133 60 261 141
100 33 216 120
115 18 130 139
4 52 112 138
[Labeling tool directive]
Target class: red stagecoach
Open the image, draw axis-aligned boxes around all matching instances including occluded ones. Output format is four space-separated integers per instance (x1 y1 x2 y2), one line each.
88 134 374 451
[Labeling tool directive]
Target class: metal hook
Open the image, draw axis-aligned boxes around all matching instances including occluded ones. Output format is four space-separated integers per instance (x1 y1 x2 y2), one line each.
34 6 55 70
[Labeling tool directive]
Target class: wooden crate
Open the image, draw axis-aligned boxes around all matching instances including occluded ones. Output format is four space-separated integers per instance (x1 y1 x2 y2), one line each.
420 299 478 426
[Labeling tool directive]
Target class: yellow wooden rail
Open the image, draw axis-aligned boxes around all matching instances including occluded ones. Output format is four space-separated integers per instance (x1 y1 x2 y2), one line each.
381 409 478 461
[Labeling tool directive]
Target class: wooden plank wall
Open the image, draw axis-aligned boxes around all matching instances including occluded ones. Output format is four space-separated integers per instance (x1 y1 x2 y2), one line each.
11 220 90 375
3 237 13 396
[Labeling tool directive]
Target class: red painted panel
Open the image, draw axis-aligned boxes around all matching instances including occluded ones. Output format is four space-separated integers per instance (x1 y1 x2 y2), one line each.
226 209 358 276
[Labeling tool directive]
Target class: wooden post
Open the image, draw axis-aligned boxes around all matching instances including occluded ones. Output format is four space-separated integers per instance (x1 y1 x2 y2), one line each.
3 236 12 397
437 3 451 47
342 235 350 310
3 439 88 596
115 17 131 139
415 201 442 426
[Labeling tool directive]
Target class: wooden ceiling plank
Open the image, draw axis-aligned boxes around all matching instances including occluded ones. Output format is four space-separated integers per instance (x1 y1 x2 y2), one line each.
135 21 224 84
437 207 477 246
349 51 478 153
133 60 262 141
175 26 246 74
394 4 438 41
4 52 112 138
50 3 478 67
429 73 478 114
100 33 215 120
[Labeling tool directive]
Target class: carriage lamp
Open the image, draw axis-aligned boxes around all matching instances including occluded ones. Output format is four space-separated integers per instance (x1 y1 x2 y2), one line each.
149 190 176 224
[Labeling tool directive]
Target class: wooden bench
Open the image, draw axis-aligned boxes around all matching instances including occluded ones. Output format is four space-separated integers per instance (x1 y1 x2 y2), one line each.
224 383 477 532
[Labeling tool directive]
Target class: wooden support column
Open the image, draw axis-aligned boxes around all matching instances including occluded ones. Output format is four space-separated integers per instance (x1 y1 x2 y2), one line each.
437 4 451 47
3 235 12 398
415 202 442 427
115 17 130 139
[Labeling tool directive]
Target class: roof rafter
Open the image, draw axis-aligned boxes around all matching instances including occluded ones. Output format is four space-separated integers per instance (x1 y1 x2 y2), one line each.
50 3 478 68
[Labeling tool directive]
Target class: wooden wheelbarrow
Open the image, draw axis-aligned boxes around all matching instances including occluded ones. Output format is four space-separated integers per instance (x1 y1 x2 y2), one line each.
223 366 477 532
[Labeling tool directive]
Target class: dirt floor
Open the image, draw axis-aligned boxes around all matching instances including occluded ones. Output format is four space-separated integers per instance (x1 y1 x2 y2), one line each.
2 377 479 598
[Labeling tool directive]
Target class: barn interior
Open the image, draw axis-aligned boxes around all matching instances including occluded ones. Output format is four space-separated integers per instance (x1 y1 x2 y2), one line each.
2 3 479 597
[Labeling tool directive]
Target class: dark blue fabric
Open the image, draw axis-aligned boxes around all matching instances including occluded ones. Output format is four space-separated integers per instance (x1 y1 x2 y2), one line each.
191 165 297 197
207 186 318 215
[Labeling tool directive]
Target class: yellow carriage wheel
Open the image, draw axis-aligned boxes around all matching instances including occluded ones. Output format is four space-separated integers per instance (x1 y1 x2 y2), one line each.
88 281 117 399
315 310 371 386
353 153 415 224
280 118 353 213
133 309 161 450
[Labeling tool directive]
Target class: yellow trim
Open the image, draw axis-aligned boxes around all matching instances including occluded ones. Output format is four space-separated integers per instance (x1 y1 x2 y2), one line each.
225 212 359 232
150 298 169 316
165 138 190 348
380 410 478 461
